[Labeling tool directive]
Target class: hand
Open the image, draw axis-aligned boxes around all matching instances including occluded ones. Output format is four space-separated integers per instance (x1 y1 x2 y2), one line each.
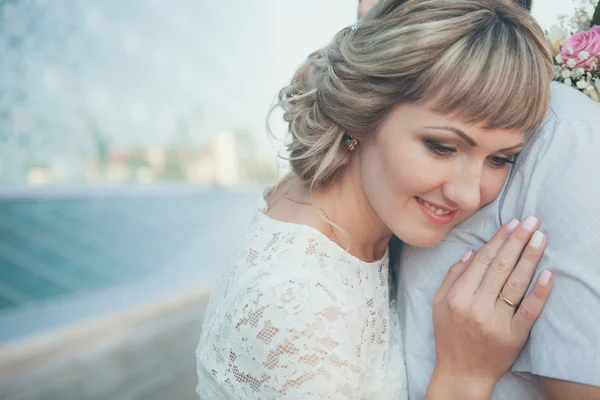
427 217 554 399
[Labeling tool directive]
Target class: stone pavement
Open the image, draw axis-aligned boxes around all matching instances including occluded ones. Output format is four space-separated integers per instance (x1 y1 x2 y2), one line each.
0 287 211 400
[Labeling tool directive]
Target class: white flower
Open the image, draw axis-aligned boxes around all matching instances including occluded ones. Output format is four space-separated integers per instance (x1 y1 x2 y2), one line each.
568 46 575 55
564 78 572 86
567 58 578 68
571 68 584 79
579 51 590 61
583 85 600 102
547 25 568 56
555 54 564 64
576 80 588 89
562 69 571 79
554 66 563 79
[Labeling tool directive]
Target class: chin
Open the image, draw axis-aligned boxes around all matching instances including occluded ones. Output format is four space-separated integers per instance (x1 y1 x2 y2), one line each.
400 229 447 248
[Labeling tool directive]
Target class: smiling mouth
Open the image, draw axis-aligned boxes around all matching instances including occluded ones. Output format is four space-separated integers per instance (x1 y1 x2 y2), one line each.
415 197 457 216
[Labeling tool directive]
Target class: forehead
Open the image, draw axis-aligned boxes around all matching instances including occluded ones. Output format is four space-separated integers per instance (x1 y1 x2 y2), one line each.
378 102 525 147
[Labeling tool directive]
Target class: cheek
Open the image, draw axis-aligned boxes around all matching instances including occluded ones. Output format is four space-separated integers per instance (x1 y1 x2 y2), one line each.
480 168 510 205
455 168 510 224
360 140 443 235
393 148 448 198
363 141 433 200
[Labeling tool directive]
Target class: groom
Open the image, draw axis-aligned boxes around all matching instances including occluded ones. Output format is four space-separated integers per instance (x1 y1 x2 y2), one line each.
358 0 600 398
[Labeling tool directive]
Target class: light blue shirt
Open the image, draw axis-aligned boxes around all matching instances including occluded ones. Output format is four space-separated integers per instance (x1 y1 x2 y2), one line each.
395 82 600 399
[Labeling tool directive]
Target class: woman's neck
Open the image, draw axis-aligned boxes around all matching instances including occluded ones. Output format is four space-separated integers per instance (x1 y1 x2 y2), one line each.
297 164 393 262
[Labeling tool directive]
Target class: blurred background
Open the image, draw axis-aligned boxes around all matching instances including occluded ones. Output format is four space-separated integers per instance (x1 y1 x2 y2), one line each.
0 0 573 399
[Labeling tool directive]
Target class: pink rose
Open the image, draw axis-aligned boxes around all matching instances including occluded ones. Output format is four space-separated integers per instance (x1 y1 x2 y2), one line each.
561 26 600 72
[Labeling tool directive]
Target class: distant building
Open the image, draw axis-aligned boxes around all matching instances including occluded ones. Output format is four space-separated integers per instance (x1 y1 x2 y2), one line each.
188 149 214 185
211 131 240 186
0 128 274 186
145 148 166 171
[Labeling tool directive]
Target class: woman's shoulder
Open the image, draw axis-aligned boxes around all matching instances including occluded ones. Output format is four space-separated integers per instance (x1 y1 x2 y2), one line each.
200 221 367 360
230 217 352 301
197 187 396 398
233 205 388 297
216 203 377 317
199 235 369 389
210 180 391 326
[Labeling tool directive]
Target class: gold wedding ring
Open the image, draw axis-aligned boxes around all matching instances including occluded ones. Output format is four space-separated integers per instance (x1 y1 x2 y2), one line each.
498 293 519 308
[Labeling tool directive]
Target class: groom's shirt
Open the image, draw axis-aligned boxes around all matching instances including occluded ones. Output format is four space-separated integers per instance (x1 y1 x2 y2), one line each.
396 83 600 399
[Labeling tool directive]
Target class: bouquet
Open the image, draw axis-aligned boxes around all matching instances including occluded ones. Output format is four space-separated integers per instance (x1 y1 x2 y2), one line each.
547 0 600 102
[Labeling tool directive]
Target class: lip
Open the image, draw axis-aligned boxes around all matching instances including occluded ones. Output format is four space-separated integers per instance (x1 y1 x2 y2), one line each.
414 197 458 226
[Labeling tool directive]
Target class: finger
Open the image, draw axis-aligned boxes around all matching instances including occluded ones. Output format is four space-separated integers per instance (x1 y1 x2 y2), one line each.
511 270 553 337
457 219 519 294
435 249 473 302
497 231 546 315
477 216 540 299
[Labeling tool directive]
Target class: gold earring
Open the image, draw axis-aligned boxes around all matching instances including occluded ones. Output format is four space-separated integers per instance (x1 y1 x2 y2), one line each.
345 136 358 151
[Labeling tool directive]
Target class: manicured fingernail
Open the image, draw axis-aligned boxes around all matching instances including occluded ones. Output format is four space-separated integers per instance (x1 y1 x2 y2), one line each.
462 250 473 262
507 219 520 233
530 231 545 248
538 270 552 286
522 216 538 231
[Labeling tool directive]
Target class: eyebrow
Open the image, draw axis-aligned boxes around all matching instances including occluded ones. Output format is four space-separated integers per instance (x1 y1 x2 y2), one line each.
425 126 477 147
424 126 523 152
497 143 524 152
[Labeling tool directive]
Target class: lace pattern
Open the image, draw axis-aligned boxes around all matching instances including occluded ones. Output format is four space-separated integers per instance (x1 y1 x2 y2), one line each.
196 196 407 399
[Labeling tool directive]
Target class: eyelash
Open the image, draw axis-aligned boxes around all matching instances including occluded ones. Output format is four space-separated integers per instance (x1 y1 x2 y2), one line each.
425 140 456 156
424 140 516 169
488 155 516 169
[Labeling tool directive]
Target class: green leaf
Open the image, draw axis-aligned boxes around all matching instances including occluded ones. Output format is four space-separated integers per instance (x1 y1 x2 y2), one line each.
592 1 600 27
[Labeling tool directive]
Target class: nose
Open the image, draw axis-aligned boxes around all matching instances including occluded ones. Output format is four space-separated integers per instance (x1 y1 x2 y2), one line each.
441 164 482 212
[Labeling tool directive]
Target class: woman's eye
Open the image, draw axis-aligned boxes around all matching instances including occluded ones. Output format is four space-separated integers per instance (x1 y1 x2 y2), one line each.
424 140 456 156
487 155 516 169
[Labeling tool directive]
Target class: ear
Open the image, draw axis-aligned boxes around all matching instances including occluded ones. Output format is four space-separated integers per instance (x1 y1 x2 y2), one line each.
347 124 377 144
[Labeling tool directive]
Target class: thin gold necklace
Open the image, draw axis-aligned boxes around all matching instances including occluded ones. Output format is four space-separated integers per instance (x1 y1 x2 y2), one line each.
284 189 343 246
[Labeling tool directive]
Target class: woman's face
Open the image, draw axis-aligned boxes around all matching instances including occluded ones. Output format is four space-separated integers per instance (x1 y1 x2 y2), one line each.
358 103 524 247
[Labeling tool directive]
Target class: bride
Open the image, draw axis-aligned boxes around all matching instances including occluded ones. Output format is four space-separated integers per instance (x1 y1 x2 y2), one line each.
196 0 554 398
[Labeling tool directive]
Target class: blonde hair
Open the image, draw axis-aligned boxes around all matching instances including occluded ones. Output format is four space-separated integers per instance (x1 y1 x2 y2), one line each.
272 0 553 188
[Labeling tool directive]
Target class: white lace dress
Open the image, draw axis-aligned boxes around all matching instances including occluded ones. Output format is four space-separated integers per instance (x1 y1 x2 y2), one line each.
195 195 407 399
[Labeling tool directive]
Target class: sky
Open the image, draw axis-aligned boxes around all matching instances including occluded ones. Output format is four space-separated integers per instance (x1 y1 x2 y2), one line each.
0 0 580 167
